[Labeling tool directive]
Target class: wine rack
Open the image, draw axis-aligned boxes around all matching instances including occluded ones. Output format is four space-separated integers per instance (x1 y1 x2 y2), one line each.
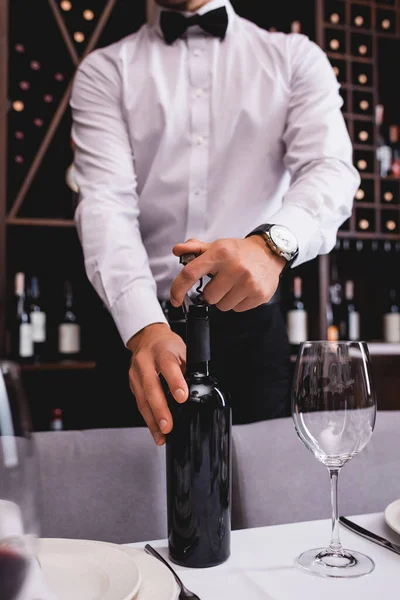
0 0 147 429
1 0 400 423
318 0 400 240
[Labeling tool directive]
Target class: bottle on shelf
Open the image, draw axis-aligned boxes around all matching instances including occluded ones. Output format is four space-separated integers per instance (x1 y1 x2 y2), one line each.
327 256 342 342
340 281 360 341
389 125 400 178
50 408 64 431
383 288 400 343
28 276 46 361
287 276 308 351
166 261 231 568
325 1 345 26
291 21 301 34
376 105 392 178
11 272 33 363
354 14 365 27
58 281 81 359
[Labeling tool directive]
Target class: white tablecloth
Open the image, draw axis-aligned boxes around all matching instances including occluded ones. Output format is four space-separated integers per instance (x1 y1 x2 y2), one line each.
129 513 400 600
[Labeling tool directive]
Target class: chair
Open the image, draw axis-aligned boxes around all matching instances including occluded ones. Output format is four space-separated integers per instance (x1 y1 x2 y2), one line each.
35 428 167 543
231 411 400 529
34 412 400 542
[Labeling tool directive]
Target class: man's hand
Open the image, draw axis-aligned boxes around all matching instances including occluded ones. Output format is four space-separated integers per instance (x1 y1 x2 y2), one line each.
127 323 188 446
170 237 286 312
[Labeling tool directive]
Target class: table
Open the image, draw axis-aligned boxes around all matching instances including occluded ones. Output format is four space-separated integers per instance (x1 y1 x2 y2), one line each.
130 513 400 599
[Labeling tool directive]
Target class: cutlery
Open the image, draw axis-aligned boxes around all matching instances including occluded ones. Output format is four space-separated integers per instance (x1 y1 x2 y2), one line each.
340 516 400 556
144 544 201 600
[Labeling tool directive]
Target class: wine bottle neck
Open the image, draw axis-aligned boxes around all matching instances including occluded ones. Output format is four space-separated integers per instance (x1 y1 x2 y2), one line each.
186 304 211 375
17 293 26 316
186 360 210 377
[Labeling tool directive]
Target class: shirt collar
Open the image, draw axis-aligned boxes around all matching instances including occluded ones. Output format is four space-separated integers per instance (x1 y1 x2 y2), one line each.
151 0 236 40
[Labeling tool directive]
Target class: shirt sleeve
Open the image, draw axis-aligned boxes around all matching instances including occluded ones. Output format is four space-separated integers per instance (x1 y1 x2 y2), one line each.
270 35 360 266
70 51 168 345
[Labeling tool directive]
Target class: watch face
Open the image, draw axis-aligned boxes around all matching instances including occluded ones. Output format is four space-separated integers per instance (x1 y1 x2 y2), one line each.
270 225 298 255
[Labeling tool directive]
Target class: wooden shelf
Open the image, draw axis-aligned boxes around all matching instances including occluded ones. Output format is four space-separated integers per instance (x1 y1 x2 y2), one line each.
7 218 75 228
324 21 399 39
334 0 400 10
291 343 400 361
343 112 374 122
381 176 400 182
20 360 96 372
338 230 400 240
353 143 376 150
341 83 374 93
360 172 378 179
354 201 400 208
327 51 374 63
368 343 400 356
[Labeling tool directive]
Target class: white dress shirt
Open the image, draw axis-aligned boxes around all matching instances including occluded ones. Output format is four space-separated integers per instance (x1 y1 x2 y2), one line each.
71 0 359 345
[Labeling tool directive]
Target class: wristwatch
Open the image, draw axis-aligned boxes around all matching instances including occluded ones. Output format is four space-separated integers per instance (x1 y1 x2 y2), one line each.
246 224 299 272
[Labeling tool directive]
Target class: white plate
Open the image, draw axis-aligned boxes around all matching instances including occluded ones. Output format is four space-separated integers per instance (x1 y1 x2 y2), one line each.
384 499 400 535
113 546 179 600
37 538 142 600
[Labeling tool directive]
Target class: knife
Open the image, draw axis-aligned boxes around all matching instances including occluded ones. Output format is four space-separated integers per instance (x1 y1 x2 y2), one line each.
339 516 400 556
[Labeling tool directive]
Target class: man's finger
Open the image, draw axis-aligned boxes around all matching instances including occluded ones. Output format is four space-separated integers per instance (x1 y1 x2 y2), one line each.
202 270 238 306
129 370 166 445
170 252 217 306
138 364 173 435
158 355 188 404
233 296 260 313
172 239 211 257
214 284 248 312
138 398 166 446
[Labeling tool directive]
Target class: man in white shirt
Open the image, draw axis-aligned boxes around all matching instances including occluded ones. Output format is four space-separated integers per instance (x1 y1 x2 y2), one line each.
71 0 359 444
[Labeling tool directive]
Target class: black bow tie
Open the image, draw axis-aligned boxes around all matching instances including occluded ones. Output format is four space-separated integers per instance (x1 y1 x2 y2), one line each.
160 7 228 45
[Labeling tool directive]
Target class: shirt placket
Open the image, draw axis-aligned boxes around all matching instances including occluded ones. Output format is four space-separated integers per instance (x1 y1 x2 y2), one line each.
185 32 211 242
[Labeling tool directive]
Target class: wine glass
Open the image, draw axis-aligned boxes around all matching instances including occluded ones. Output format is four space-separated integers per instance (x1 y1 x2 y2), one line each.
0 360 40 599
292 341 377 578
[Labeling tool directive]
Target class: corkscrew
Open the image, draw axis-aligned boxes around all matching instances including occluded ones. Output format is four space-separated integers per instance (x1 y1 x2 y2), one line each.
179 253 208 314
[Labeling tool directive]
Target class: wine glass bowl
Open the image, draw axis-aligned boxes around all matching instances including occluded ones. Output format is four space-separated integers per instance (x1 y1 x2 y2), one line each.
292 341 377 578
0 361 40 599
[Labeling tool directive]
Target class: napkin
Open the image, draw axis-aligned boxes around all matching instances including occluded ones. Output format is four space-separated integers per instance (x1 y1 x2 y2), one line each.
182 569 276 600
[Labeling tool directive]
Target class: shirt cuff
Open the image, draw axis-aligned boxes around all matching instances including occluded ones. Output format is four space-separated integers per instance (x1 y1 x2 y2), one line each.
269 202 323 266
110 285 169 346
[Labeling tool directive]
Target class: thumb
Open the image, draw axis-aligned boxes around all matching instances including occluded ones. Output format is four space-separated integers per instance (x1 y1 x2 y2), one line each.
173 239 211 257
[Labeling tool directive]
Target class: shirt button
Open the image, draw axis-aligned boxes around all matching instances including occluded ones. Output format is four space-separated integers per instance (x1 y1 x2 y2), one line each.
194 189 201 196
195 88 204 98
193 49 202 57
195 135 205 145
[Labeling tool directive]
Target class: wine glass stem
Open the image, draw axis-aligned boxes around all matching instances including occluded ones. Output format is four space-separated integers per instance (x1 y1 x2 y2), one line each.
328 468 344 555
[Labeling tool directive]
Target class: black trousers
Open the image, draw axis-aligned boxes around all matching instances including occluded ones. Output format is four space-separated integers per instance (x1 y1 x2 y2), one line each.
170 303 291 425
93 303 291 428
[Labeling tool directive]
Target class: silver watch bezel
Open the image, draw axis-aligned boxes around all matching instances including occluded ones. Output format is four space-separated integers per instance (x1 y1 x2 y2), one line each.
263 225 298 262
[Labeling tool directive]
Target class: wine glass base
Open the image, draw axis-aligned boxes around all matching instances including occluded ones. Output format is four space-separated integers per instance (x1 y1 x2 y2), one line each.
296 547 375 579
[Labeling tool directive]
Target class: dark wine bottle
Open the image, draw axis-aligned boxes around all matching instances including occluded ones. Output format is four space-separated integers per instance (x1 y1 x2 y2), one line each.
11 273 33 363
58 281 81 358
327 255 342 342
28 276 46 361
383 288 400 343
389 125 400 178
376 105 392 178
166 302 231 568
50 407 64 431
340 281 360 341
